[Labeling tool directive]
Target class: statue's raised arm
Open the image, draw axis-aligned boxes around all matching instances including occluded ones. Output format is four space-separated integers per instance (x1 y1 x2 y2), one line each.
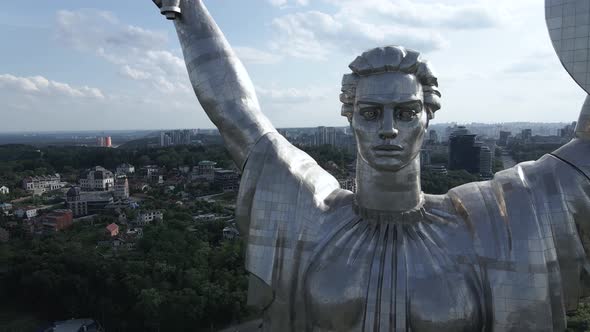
153 0 276 169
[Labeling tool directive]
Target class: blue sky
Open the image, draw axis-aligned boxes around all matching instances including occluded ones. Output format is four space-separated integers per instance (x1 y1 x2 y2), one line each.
0 0 587 132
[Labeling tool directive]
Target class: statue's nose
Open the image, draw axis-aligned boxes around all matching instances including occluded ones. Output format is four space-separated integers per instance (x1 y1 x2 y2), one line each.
379 108 398 139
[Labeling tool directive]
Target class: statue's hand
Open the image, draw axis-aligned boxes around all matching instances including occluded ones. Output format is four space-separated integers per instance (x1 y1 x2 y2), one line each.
152 0 184 20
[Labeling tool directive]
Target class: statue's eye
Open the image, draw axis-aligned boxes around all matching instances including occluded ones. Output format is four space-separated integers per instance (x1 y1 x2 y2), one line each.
362 109 379 120
397 109 417 121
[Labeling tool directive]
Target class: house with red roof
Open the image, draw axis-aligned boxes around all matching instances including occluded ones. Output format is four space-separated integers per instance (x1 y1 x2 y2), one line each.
105 223 119 237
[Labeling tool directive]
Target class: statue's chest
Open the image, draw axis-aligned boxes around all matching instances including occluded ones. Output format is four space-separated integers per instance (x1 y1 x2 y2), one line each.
303 221 483 332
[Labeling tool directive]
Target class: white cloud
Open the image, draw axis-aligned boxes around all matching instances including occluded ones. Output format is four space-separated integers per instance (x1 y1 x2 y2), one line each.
55 9 167 51
267 0 309 8
267 0 503 60
326 0 500 30
502 52 558 75
0 74 104 99
234 46 283 64
55 9 189 96
120 65 152 80
270 11 446 60
256 84 330 103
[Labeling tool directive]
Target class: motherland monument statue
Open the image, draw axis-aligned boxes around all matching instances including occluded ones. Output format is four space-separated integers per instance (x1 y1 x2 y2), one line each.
153 0 590 330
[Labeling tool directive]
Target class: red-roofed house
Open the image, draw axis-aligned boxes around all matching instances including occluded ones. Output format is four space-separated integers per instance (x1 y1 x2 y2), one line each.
106 223 119 237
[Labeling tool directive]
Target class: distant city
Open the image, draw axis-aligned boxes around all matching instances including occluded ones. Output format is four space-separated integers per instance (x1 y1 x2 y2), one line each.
0 122 576 147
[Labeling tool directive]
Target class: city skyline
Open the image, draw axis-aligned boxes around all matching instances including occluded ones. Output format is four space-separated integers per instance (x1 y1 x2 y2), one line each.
0 0 587 132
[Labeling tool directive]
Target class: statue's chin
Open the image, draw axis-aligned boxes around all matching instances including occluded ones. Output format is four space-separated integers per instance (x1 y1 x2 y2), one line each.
358 151 418 173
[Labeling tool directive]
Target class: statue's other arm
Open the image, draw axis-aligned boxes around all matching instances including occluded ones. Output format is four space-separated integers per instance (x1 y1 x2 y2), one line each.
153 0 276 169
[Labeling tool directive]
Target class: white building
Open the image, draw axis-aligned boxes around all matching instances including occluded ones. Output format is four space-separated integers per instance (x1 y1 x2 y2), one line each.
116 163 135 175
192 213 226 222
114 175 129 199
0 186 8 195
135 210 163 226
143 165 160 177
15 207 38 219
80 166 114 191
0 203 13 216
22 174 64 195
223 226 240 240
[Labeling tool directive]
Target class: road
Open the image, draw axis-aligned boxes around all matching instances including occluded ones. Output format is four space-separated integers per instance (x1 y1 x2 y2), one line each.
500 150 517 170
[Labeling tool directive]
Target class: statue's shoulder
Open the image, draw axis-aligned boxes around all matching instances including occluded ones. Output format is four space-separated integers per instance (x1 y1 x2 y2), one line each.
553 138 590 177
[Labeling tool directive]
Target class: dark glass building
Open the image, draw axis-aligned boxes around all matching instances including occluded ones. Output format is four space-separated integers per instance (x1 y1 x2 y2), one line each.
449 132 481 174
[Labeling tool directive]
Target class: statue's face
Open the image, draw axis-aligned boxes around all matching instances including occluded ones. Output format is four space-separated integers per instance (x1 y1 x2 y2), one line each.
352 72 426 171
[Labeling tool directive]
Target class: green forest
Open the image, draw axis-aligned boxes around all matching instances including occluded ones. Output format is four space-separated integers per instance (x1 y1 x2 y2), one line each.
0 204 251 331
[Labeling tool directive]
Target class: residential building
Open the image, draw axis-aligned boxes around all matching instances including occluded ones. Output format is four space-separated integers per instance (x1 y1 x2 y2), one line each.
143 165 160 177
80 166 114 191
424 164 448 175
15 207 38 219
0 186 8 195
116 163 135 174
315 126 337 146
22 174 64 195
338 178 356 192
148 174 164 184
0 203 13 216
66 187 114 217
126 227 144 239
160 129 191 147
195 160 217 181
41 209 73 233
105 223 119 237
135 210 163 226
192 213 227 222
223 226 240 240
214 169 239 192
114 175 129 199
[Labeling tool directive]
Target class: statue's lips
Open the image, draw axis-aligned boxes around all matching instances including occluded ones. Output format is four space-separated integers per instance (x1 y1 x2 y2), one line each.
373 144 404 151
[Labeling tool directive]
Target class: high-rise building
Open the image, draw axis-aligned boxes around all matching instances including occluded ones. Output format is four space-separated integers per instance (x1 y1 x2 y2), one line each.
315 126 337 146
522 129 532 140
498 131 511 146
448 127 481 174
97 136 112 147
559 121 577 139
479 145 493 178
160 130 192 147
